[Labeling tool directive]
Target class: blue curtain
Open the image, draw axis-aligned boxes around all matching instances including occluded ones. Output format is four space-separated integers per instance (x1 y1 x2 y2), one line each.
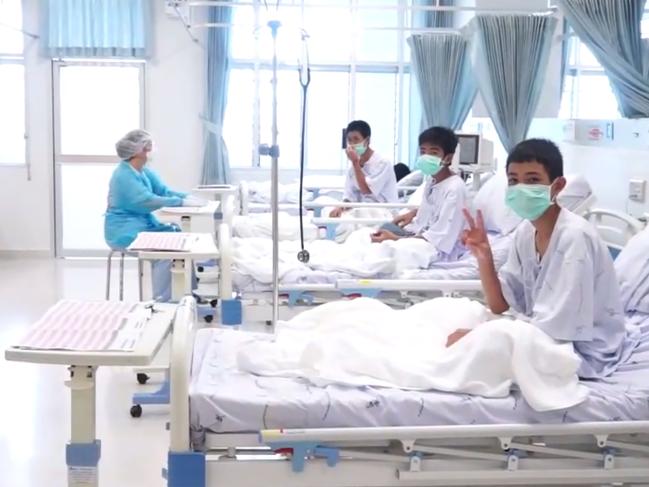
558 0 649 118
201 6 233 185
472 15 558 152
41 0 151 58
412 0 455 29
408 33 477 130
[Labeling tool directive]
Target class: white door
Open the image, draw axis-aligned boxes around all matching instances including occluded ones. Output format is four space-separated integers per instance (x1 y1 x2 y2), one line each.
53 60 145 257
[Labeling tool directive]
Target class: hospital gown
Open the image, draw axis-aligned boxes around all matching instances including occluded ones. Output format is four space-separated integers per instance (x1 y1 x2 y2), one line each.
104 161 188 302
498 208 635 379
404 174 467 259
343 152 398 203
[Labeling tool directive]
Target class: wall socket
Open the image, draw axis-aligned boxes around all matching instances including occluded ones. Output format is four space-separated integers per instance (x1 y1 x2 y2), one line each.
629 179 647 202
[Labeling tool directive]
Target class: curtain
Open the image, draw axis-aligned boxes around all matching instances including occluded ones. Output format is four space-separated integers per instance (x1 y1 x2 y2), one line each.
408 33 477 130
472 15 558 152
201 6 233 185
558 0 649 118
41 0 151 58
413 0 455 29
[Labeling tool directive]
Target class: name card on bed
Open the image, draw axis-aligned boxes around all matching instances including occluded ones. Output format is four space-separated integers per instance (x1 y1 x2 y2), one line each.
128 232 198 252
14 300 152 352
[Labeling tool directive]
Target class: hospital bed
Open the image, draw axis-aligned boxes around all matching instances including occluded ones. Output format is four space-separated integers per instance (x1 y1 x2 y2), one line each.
216 175 618 322
164 294 649 487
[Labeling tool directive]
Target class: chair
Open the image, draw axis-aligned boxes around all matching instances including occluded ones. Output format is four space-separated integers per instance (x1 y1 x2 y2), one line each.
105 249 143 301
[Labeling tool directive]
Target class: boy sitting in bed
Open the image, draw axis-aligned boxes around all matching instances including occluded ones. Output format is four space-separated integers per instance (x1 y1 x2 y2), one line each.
448 138 635 379
370 126 468 261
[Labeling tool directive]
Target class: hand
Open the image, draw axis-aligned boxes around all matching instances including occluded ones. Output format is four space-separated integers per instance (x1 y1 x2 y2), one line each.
330 207 344 218
446 328 472 347
345 146 361 166
461 209 492 261
371 229 398 243
394 210 416 228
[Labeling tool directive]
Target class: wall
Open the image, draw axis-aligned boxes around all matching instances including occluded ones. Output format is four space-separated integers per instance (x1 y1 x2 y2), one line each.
0 0 205 254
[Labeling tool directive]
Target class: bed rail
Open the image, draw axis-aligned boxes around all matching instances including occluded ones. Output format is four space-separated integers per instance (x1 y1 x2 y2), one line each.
218 222 232 300
585 208 644 251
169 297 197 453
336 279 483 294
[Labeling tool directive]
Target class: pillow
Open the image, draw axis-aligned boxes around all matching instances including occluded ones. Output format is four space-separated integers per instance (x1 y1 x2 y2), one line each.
398 169 423 187
615 226 649 314
472 174 522 235
558 174 595 214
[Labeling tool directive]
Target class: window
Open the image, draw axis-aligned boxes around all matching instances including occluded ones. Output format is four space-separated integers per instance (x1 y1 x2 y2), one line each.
0 0 26 165
224 1 412 171
559 13 649 120
53 61 145 256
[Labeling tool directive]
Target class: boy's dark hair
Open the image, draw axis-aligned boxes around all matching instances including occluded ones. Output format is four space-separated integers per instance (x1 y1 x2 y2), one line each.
418 126 458 156
506 138 564 181
393 163 411 182
346 120 371 139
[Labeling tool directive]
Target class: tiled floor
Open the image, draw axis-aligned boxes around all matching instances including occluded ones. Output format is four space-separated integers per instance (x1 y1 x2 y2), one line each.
0 258 169 487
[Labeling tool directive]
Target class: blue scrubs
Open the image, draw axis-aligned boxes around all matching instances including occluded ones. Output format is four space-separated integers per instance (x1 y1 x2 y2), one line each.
105 161 188 302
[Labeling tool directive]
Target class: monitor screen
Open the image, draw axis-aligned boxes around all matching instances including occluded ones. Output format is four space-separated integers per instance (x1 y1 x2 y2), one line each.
457 134 480 165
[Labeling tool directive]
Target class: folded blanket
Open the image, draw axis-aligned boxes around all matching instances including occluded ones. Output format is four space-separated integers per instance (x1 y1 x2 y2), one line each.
237 297 589 412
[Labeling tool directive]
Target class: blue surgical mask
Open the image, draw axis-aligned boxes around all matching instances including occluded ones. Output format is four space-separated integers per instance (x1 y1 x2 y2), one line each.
352 141 367 157
416 154 443 176
505 184 552 221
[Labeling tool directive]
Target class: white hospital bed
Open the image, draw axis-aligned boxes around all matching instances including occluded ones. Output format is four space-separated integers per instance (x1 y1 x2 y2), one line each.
164 295 649 487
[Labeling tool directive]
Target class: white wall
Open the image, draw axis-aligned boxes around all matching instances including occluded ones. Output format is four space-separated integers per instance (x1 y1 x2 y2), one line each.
0 0 205 254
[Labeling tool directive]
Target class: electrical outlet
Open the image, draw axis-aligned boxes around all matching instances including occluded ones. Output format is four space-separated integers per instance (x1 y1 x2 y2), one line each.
629 179 646 202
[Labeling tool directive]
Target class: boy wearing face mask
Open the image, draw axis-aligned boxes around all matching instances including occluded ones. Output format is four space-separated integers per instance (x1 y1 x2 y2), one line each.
330 120 398 218
371 127 468 261
449 138 636 379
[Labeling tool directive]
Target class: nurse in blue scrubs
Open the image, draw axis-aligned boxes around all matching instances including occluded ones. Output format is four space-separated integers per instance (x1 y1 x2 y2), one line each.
104 129 201 301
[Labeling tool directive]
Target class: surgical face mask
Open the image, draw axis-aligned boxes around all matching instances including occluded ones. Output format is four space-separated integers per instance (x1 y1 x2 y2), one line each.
351 140 367 157
505 184 553 221
416 154 443 176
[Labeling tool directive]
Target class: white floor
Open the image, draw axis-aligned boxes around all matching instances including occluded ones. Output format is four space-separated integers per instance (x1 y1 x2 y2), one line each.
0 258 170 487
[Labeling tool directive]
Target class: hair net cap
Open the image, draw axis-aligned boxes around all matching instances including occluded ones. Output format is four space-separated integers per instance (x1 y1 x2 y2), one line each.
116 129 153 159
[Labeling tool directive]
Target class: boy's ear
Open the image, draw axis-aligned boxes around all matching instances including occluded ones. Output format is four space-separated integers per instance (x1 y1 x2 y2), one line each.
443 153 454 164
552 176 567 200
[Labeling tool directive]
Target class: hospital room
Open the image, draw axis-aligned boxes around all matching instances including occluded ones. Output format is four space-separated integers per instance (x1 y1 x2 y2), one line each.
2 0 649 485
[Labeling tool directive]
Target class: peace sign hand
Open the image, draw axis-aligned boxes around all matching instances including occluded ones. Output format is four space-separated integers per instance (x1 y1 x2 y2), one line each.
461 209 492 262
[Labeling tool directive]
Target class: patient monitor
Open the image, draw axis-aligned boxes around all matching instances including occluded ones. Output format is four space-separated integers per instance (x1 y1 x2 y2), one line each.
453 134 495 190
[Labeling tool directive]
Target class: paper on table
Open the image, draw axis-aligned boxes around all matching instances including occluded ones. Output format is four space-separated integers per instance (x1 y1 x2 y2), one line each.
128 232 199 252
14 300 152 352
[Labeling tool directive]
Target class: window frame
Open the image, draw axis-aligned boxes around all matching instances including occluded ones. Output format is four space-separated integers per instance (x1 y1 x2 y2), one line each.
226 0 412 171
0 0 28 167
51 58 147 258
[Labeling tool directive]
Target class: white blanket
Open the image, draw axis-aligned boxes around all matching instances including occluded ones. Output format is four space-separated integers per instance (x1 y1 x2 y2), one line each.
237 298 588 412
233 195 396 242
232 231 440 283
247 181 314 204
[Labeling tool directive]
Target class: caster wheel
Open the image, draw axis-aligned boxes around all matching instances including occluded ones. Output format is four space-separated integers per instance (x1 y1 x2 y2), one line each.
136 373 149 385
204 315 214 323
130 405 143 418
210 299 218 308
197 265 204 272
265 320 272 326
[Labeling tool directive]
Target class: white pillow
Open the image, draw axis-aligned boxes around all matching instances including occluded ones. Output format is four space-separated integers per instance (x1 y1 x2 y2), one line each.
557 174 595 214
615 226 649 314
398 169 423 187
471 174 522 235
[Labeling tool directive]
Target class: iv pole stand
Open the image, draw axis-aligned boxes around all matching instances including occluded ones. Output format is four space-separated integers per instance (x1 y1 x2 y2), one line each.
260 19 281 327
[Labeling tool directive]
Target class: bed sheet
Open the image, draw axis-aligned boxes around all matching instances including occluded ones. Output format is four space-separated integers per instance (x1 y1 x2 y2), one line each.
189 313 649 443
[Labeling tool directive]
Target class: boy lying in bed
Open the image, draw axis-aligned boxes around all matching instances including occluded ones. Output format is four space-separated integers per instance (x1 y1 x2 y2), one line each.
447 138 635 379
370 126 468 261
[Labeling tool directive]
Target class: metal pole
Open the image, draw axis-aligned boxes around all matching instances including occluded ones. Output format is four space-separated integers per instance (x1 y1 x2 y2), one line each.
269 20 281 327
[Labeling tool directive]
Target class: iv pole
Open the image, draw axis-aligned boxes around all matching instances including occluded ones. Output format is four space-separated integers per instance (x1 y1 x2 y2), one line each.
263 19 281 327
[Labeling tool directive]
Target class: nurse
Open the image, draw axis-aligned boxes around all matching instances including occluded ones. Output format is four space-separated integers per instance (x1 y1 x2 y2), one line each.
330 120 398 217
104 129 202 301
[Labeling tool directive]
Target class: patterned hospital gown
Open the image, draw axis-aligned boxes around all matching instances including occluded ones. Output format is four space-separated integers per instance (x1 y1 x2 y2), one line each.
498 208 636 379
